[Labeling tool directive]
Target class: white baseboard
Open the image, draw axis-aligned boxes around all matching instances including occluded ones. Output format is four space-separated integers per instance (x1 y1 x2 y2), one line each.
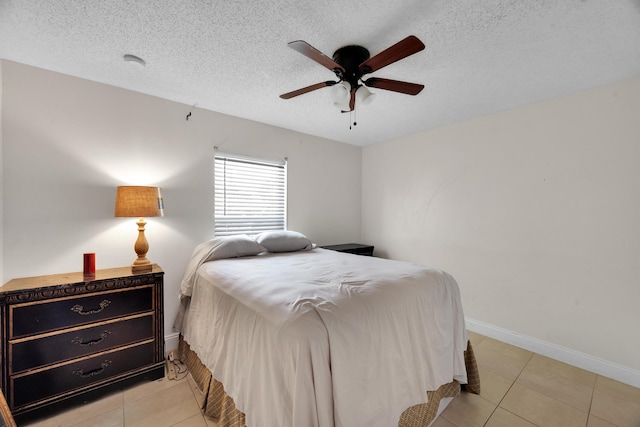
164 332 181 354
466 318 640 389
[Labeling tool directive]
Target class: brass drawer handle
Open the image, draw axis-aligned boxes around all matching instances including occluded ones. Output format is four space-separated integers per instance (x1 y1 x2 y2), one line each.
70 299 111 315
72 360 111 378
71 331 111 347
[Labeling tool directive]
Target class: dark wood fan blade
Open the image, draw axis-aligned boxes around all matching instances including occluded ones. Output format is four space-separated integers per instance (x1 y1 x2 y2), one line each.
280 81 336 99
364 78 424 95
339 90 356 113
359 35 425 75
288 40 346 74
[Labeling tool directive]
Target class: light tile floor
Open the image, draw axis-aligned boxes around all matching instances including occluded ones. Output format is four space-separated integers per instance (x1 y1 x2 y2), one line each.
20 332 640 426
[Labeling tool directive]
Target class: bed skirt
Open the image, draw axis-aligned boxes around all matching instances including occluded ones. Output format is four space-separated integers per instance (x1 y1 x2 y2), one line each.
178 335 480 427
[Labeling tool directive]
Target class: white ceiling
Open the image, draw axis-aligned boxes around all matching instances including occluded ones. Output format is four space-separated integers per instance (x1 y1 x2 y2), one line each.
1 0 640 146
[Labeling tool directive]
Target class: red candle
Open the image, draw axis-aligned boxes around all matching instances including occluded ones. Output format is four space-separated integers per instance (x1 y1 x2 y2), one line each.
83 253 96 279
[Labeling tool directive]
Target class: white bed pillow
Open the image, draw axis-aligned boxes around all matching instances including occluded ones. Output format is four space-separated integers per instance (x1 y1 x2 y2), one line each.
203 235 266 261
178 235 265 300
255 230 313 253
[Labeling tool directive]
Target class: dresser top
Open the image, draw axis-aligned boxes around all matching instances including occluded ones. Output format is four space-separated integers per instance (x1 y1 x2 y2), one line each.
1 264 163 293
320 243 374 251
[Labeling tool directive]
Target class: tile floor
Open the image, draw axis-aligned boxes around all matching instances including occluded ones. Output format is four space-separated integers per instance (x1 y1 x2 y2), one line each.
20 332 640 427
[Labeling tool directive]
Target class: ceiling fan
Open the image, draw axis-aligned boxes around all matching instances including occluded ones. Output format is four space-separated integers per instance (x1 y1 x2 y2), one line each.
280 35 425 112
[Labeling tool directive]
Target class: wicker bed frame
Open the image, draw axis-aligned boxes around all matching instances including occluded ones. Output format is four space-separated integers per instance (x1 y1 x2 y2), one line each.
178 335 480 427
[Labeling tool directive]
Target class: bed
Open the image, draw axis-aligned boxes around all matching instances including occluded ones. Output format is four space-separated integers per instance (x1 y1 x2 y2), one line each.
174 232 480 427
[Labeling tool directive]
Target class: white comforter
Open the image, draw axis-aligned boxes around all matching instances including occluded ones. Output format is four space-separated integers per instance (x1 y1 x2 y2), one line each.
179 248 468 427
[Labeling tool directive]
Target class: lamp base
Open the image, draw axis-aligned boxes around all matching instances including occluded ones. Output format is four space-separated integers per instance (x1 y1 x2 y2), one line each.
131 260 153 274
131 218 153 274
131 264 153 273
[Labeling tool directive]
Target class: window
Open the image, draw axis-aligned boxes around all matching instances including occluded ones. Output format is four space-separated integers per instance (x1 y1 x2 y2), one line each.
214 152 287 237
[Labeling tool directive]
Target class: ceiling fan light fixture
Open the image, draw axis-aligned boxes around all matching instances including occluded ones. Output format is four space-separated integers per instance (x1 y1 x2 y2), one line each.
331 81 351 103
356 85 375 106
333 99 350 110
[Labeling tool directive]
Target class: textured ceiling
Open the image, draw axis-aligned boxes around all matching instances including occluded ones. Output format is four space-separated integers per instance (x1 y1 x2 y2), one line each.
1 0 640 146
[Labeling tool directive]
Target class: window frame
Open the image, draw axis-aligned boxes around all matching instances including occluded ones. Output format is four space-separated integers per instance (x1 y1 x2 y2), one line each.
214 151 287 237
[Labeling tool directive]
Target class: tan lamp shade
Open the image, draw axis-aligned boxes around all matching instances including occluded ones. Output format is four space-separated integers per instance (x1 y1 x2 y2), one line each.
115 186 164 273
114 186 164 218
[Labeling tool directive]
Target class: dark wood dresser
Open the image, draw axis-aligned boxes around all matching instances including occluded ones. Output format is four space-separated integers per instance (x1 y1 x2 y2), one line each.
321 243 375 256
0 265 165 422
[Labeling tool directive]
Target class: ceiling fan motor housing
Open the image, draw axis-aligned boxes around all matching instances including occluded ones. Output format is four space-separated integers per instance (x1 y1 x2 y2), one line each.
332 45 370 88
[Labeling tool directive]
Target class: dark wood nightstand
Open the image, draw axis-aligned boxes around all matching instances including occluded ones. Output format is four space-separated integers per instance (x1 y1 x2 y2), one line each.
0 265 165 422
321 243 374 256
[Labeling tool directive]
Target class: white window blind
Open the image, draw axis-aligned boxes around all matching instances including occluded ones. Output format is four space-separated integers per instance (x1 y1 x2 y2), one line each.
214 152 287 237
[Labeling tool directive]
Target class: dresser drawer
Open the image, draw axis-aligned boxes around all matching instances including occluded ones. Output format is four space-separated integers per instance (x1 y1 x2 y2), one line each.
10 314 154 374
11 341 155 409
10 286 154 338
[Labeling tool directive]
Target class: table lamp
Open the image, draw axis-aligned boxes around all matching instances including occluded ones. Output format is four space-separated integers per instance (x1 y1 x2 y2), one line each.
114 186 164 273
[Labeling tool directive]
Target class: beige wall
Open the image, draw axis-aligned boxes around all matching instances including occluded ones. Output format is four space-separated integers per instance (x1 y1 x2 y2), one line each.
1 60 362 335
3 57 639 385
362 76 640 381
0 63 3 285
